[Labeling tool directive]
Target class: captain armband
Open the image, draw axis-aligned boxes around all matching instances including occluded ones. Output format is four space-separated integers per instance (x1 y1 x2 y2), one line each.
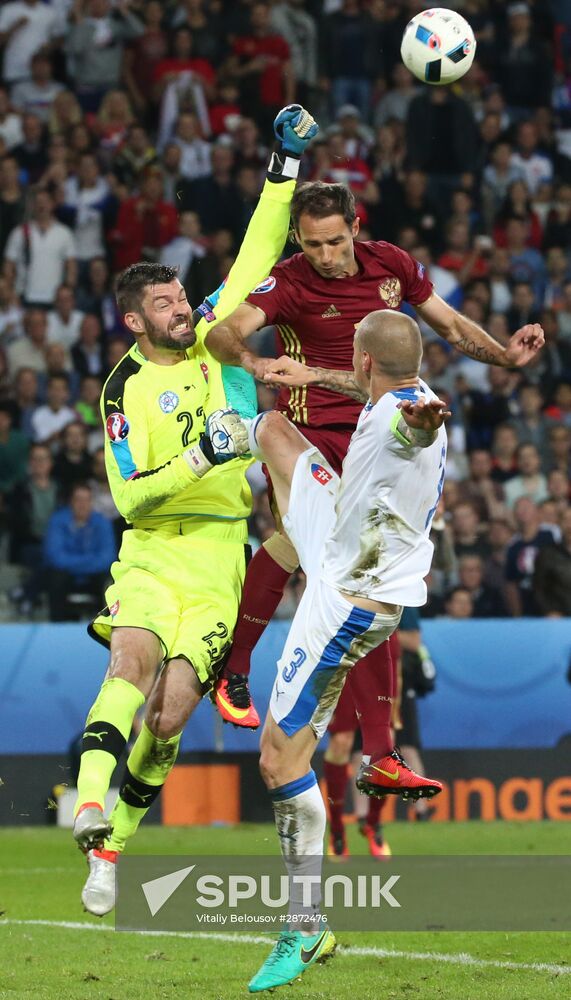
391 411 437 449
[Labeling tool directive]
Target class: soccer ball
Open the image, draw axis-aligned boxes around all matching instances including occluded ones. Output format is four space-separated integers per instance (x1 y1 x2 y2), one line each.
400 8 476 86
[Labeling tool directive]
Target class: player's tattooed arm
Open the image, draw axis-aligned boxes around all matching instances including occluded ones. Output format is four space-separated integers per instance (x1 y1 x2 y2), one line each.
264 356 368 402
416 293 545 368
310 366 369 403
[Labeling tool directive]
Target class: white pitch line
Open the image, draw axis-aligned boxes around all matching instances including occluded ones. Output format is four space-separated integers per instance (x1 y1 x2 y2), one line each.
0 868 70 875
1 919 569 977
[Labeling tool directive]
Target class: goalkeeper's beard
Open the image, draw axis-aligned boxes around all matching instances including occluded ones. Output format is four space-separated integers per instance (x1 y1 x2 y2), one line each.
143 313 197 351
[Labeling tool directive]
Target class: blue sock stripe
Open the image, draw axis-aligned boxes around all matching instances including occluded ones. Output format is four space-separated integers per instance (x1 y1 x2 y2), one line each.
269 770 317 802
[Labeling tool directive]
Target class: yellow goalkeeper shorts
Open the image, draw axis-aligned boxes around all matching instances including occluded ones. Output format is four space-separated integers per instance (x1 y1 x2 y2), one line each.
90 518 249 687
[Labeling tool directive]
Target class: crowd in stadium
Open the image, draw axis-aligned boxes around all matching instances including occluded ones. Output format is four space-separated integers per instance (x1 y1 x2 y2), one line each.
0 0 570 622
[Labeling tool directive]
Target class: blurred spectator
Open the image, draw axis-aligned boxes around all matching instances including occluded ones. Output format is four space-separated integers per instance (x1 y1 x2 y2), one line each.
421 341 458 398
334 104 374 159
179 142 240 236
437 221 490 286
484 517 513 591
310 132 379 212
0 401 29 504
43 481 115 621
75 257 122 337
374 63 418 127
509 382 552 450
66 0 144 113
505 217 546 300
0 155 26 258
11 110 48 182
482 140 523 225
229 1 294 131
111 166 178 271
232 117 268 177
10 365 38 436
270 0 318 107
533 508 571 616
497 2 552 112
381 170 440 250
411 245 462 319
504 496 557 616
458 554 508 617
547 468 571 515
545 379 571 426
510 120 554 194
11 50 63 122
488 247 513 313
75 373 101 430
321 0 374 119
53 420 93 496
444 586 474 619
30 372 76 444
494 179 543 249
460 367 519 450
543 247 570 310
504 442 549 508
0 85 24 149
457 448 506 522
123 0 168 117
59 153 116 266
152 25 215 102
71 314 105 378
546 423 571 476
0 275 24 345
0 0 59 88
48 88 83 137
8 441 57 614
91 89 135 163
160 211 206 290
452 501 490 560
47 285 84 350
543 181 571 248
171 111 212 180
171 0 224 66
3 189 76 306
6 308 48 376
506 281 541 332
406 88 478 206
112 124 157 189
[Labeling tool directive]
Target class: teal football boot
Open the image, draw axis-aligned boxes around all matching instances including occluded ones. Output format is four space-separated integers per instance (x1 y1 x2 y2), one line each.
248 928 336 992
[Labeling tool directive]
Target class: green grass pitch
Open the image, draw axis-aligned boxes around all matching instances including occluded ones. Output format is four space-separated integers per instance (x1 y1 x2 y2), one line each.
1 822 570 999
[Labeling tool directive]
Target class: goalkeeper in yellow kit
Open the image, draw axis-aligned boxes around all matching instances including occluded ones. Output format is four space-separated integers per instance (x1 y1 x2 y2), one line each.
72 106 318 917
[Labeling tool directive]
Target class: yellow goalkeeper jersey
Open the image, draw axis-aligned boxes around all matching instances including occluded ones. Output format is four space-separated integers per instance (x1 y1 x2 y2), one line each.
101 174 294 528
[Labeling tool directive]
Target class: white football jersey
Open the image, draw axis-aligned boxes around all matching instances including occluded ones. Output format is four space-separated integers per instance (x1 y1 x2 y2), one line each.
322 380 447 606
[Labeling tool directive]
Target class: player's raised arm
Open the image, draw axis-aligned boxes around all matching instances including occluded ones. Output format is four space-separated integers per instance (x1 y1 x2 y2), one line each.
416 292 545 368
394 397 451 448
204 106 318 375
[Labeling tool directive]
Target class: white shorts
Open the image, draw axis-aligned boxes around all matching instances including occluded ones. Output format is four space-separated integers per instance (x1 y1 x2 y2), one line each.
270 448 402 738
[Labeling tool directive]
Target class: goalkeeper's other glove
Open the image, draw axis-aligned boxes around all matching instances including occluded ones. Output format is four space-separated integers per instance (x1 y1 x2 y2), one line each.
183 408 249 478
273 104 319 157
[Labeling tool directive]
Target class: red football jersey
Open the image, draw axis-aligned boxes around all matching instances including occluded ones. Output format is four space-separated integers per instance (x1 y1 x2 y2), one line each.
246 240 433 429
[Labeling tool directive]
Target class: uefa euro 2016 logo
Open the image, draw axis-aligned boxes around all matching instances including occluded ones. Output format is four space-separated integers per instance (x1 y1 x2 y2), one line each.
106 412 130 442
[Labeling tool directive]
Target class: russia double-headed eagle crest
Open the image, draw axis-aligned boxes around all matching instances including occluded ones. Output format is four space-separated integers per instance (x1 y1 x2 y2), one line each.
378 277 402 309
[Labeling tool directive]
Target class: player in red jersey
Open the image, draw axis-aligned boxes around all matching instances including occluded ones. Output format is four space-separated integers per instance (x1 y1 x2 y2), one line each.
205 180 544 833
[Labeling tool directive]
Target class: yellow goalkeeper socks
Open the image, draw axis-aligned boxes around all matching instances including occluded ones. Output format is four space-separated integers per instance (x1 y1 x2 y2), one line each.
75 678 145 816
106 722 181 853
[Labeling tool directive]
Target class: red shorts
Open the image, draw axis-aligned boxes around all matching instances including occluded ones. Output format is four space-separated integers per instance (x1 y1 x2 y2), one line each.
327 631 402 735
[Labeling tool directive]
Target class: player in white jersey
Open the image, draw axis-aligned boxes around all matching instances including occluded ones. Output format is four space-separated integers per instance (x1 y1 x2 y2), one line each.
231 309 448 992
